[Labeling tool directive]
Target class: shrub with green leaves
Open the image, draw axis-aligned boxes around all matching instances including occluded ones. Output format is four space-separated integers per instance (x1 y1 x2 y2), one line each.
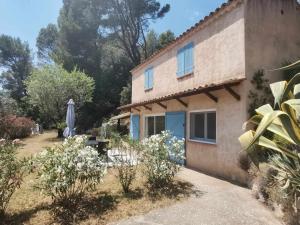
141 131 185 188
0 140 26 217
111 134 141 193
34 136 107 204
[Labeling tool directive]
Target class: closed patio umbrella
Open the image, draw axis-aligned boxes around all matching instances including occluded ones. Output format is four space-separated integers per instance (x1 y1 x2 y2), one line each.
63 99 75 137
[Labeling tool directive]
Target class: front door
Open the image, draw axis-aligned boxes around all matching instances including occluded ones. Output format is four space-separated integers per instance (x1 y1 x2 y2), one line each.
165 111 186 164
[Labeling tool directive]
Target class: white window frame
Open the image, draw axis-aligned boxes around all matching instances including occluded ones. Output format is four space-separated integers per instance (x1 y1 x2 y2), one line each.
144 113 165 137
187 109 217 145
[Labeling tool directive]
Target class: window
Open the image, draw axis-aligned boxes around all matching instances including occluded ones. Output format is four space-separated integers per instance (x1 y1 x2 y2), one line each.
145 115 165 137
190 111 216 143
144 67 153 90
177 42 194 77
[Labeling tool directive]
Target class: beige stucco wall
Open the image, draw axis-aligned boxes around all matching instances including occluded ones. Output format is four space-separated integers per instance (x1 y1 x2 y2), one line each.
131 3 245 104
244 0 300 110
133 83 248 184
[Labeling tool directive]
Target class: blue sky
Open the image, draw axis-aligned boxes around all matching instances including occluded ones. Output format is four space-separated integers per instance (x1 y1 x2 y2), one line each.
0 0 225 57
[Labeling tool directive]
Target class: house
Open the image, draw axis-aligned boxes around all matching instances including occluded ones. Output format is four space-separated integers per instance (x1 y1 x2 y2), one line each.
118 0 300 184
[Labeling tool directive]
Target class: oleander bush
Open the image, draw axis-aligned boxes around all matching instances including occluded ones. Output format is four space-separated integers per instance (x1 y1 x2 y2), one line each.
0 140 26 217
111 134 142 193
0 115 34 139
141 131 185 188
33 135 107 205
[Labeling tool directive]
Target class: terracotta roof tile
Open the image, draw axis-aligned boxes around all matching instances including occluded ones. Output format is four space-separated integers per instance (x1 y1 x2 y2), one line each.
118 77 245 110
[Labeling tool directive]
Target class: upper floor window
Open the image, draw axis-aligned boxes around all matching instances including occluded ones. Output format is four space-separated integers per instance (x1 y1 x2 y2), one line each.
177 42 194 78
144 67 153 90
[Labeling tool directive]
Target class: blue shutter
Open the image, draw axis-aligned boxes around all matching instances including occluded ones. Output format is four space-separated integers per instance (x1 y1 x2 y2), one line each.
177 48 185 77
144 70 148 90
130 114 140 140
184 43 194 74
148 67 153 89
165 111 186 165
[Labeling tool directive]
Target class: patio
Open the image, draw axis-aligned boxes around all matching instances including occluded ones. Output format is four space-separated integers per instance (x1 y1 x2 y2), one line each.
112 168 282 225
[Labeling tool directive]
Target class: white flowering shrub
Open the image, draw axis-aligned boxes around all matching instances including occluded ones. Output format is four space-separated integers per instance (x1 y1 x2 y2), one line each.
34 136 107 203
0 139 26 217
142 131 185 188
111 134 142 193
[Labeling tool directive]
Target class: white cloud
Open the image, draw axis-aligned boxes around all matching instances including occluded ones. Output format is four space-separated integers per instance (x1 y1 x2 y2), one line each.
188 10 203 22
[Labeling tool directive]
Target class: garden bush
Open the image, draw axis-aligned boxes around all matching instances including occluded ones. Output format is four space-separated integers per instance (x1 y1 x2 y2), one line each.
141 131 185 188
268 154 300 224
0 140 26 217
111 134 142 193
34 136 107 204
0 115 34 139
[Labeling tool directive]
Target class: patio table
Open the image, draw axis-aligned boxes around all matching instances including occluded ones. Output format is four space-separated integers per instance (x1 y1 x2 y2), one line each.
86 139 109 158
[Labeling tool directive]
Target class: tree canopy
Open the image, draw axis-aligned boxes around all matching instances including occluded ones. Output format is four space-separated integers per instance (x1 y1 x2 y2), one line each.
36 24 59 63
0 35 33 103
34 0 173 129
100 0 170 65
25 65 95 124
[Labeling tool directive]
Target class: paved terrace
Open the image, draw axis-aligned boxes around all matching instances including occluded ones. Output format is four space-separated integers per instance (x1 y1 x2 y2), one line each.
111 168 282 225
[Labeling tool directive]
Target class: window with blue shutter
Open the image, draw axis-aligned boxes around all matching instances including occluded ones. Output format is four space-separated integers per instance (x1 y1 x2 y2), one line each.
144 67 154 90
176 42 194 78
177 48 185 77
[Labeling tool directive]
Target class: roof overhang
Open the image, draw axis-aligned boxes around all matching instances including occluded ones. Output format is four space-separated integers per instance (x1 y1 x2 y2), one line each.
110 112 131 120
118 78 245 111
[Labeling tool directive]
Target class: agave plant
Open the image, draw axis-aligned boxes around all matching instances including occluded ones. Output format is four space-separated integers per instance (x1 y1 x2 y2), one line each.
239 61 300 161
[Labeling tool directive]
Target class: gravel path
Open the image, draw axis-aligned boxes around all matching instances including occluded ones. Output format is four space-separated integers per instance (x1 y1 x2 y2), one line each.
111 168 282 225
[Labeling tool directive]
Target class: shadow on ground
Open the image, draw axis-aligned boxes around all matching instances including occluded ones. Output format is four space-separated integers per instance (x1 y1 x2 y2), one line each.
1 193 117 225
1 181 203 225
147 180 205 201
52 192 117 225
1 203 51 225
44 137 64 143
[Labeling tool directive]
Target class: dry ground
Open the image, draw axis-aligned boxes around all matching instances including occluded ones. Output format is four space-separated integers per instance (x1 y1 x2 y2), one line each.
3 131 196 225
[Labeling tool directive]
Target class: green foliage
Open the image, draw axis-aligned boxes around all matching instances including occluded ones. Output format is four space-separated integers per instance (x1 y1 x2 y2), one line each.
269 154 300 205
25 64 94 125
141 131 185 188
56 122 67 130
239 68 300 162
248 70 273 116
0 141 26 217
37 0 134 130
0 91 20 116
144 30 159 58
111 135 141 193
36 24 59 63
120 82 132 106
101 0 170 64
142 29 175 60
280 60 300 81
240 60 300 223
157 30 175 50
35 0 172 130
0 35 33 103
33 136 107 203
